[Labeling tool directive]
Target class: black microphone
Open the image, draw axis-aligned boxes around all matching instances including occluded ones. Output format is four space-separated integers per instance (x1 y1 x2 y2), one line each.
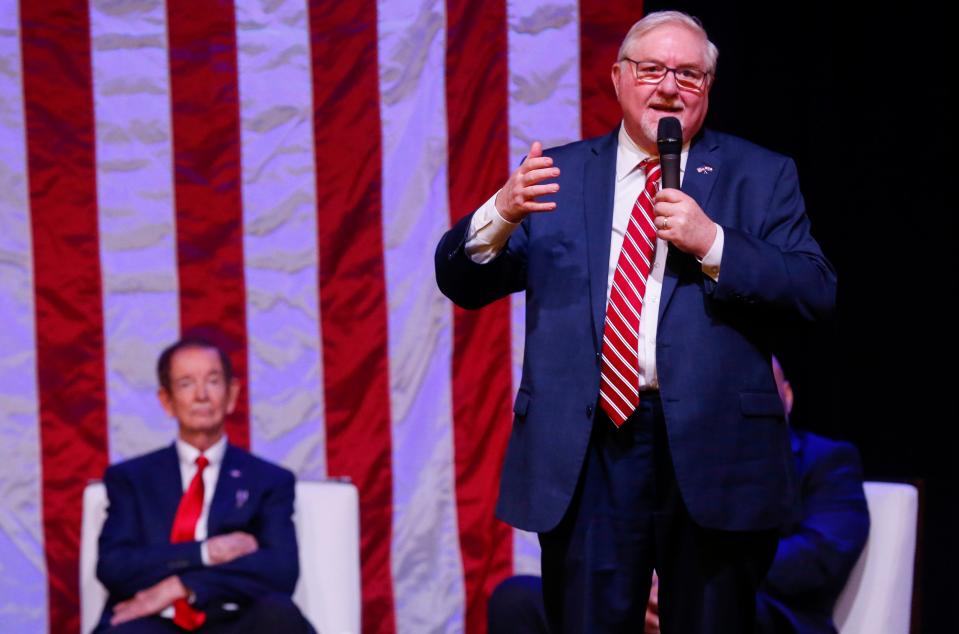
657 117 683 190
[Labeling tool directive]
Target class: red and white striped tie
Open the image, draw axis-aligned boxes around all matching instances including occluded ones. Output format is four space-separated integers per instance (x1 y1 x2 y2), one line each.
599 159 661 427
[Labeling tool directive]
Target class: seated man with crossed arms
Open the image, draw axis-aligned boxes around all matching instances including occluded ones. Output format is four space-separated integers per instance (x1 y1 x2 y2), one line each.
95 336 314 633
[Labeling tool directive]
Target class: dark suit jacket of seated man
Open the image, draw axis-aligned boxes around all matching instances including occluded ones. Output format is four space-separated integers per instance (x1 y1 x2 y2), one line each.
754 429 870 634
94 337 314 633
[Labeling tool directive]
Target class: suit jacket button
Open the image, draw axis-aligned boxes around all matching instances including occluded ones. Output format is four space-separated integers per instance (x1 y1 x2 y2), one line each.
586 404 593 418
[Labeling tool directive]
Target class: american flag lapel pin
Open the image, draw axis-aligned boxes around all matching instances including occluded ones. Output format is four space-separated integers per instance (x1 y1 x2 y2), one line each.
696 164 713 174
235 489 249 508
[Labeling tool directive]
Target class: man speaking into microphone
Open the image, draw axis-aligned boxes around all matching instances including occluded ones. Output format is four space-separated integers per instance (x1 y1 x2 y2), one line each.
435 10 835 633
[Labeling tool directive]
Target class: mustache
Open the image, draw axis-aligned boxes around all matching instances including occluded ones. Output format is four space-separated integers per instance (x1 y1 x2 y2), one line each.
649 102 683 111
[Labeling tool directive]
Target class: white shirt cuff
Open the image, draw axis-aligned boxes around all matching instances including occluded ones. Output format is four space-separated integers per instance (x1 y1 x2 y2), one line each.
465 191 519 264
700 224 724 282
200 540 211 566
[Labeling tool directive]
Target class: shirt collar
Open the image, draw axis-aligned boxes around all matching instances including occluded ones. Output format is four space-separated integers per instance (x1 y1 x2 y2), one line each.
616 122 690 183
176 434 227 468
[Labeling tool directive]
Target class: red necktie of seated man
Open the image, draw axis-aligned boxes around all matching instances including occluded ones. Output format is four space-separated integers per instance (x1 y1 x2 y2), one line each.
169 454 209 630
599 158 661 427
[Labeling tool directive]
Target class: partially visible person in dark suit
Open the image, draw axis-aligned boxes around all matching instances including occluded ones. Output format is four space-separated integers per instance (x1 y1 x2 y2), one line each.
752 358 870 634
95 336 314 633
490 358 869 634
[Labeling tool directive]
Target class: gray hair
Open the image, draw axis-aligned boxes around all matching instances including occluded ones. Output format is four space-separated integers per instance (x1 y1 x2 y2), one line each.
616 10 719 75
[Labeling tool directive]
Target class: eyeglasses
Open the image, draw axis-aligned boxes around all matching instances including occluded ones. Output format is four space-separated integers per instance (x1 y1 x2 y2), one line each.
621 58 710 93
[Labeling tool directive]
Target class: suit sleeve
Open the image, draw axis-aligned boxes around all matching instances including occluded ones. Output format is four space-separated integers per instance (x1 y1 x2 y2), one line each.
179 468 299 606
96 465 204 596
707 157 837 322
762 441 870 598
435 211 528 310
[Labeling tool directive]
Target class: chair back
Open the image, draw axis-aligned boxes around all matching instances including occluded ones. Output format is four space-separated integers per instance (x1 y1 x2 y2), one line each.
834 481 919 634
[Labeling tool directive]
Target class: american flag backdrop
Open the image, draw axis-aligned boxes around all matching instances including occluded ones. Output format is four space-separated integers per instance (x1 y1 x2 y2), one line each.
0 1 640 632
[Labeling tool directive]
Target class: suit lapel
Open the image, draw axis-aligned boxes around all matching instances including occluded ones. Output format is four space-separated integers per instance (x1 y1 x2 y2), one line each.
207 444 243 536
159 444 184 537
658 129 722 323
584 130 619 351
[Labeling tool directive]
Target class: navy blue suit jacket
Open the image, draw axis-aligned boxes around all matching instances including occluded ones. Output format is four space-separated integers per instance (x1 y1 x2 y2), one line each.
436 127 836 533
757 431 870 634
95 443 299 630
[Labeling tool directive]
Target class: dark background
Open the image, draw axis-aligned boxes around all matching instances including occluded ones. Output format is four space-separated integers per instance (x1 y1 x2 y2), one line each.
644 1 955 631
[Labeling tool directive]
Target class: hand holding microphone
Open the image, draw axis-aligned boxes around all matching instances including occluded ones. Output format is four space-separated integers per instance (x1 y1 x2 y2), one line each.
653 116 717 259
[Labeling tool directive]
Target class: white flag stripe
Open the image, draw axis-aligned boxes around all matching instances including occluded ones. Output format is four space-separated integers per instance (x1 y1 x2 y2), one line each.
506 0 581 577
506 0 583 156
377 2 466 631
235 0 327 478
0 5 47 632
90 1 181 461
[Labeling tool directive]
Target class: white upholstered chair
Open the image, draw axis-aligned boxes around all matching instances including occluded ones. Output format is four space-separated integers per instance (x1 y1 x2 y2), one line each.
80 479 361 634
834 481 919 634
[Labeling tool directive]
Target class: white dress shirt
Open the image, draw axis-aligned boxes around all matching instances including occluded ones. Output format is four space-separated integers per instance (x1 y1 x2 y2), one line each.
175 434 227 561
158 435 227 616
464 124 724 390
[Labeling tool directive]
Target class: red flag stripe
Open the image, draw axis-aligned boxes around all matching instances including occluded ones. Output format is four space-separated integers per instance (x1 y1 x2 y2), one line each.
20 2 109 631
445 2 514 632
307 2 397 632
579 0 642 137
166 0 250 449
